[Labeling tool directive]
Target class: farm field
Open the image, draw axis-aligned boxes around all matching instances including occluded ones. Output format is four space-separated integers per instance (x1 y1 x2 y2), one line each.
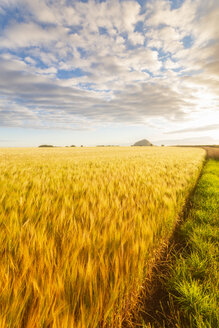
0 147 205 328
203 146 219 160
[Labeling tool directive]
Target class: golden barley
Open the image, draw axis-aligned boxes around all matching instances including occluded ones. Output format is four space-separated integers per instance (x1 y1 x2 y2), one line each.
0 147 205 327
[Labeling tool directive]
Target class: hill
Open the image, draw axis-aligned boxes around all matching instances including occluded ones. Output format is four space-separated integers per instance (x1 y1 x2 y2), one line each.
132 139 153 146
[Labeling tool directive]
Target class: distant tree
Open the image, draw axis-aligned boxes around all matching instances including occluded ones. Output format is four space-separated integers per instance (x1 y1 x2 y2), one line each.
81 145 83 147
38 145 54 148
70 145 76 147
161 144 165 147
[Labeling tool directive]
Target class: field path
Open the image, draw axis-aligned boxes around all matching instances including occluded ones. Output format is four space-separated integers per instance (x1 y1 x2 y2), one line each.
137 151 219 328
132 172 198 328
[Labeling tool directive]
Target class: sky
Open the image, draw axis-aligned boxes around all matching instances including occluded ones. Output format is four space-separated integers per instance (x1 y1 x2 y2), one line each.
0 0 218 147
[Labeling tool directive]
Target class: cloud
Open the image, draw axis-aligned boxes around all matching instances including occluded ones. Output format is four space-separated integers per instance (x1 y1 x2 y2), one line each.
146 25 184 54
0 0 218 132
166 124 219 134
0 22 68 49
128 32 145 45
0 55 191 129
154 136 219 146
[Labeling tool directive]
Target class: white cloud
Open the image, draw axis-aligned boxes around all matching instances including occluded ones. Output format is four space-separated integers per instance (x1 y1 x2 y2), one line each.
128 32 145 45
164 59 180 70
146 26 184 53
166 124 219 134
0 0 218 134
0 22 69 49
146 0 197 30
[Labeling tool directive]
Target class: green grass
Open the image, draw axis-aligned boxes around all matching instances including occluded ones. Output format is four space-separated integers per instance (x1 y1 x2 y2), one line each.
166 160 219 327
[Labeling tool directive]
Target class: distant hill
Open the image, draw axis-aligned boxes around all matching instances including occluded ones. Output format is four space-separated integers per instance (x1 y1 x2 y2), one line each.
132 139 153 146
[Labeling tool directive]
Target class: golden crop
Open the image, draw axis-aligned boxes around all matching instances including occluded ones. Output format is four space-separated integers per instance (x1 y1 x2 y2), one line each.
0 147 205 328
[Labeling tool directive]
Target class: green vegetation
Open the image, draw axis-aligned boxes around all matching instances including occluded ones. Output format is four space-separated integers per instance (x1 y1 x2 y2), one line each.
165 160 219 327
0 147 205 328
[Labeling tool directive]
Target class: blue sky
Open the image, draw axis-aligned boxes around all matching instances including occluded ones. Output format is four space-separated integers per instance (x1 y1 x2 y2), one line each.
0 0 218 146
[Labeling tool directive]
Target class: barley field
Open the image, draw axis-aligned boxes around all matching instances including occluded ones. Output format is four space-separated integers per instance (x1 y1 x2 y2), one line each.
0 147 205 328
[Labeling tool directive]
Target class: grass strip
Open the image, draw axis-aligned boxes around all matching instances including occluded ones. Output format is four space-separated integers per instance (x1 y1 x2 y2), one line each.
165 159 219 327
